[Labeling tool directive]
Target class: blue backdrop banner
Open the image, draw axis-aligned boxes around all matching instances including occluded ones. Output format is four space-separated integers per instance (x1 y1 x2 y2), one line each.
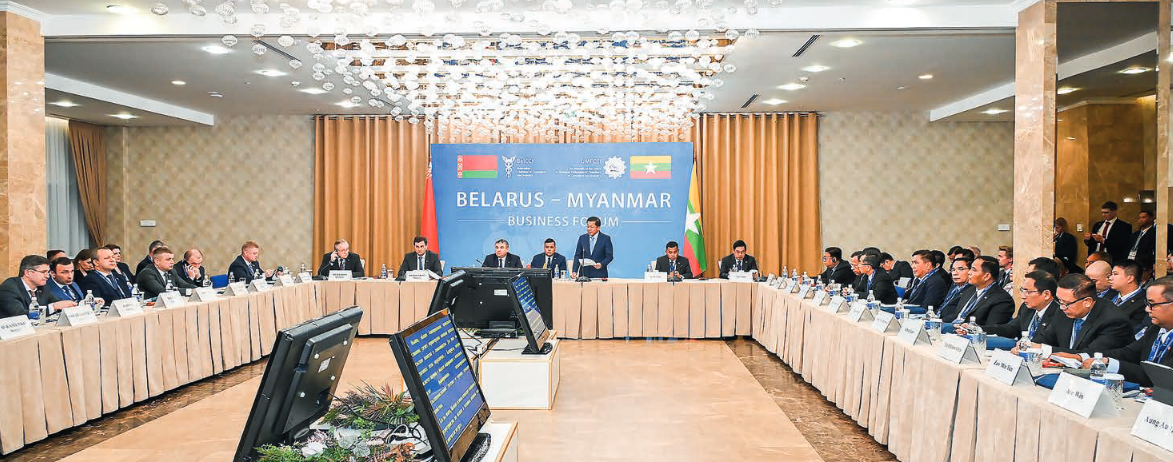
431 142 694 278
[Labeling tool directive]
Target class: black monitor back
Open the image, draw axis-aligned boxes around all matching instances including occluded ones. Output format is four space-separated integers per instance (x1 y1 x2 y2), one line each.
233 306 364 462
446 267 553 329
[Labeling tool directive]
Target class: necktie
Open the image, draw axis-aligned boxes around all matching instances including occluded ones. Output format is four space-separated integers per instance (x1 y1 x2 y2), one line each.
908 278 921 298
944 285 961 306
545 256 550 269
1113 294 1124 306
1099 221 1111 251
669 260 676 272
419 256 424 271
499 258 504 268
107 274 124 297
1028 312 1041 338
1132 229 1146 252
28 289 36 305
589 235 596 254
736 260 742 272
1070 318 1085 348
956 291 981 322
867 274 873 292
1148 331 1172 362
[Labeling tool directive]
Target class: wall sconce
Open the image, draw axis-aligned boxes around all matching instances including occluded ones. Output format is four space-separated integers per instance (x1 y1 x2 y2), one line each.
1140 190 1155 204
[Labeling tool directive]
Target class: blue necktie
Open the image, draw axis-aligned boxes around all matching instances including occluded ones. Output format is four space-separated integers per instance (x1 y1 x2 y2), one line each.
1148 331 1172 362
1113 294 1123 306
419 256 424 271
956 291 981 322
1070 318 1085 348
1028 313 1041 338
867 275 873 292
669 260 675 272
944 285 961 306
589 235 596 254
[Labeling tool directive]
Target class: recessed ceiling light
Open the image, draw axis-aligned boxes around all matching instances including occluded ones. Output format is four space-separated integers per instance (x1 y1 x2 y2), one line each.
1119 67 1150 75
50 101 79 107
830 39 862 48
1066 137 1076 141
106 4 135 14
761 99 787 105
896 86 908 90
801 65 830 73
171 80 186 86
208 92 223 98
1057 87 1078 95
336 101 359 108
777 83 806 91
982 108 1009 115
110 113 137 120
300 88 327 95
201 45 231 55
918 74 933 80
256 69 287 77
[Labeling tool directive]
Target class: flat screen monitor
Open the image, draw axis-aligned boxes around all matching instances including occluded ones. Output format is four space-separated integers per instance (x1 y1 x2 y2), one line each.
389 310 492 462
507 274 552 354
234 306 364 461
428 270 469 316
443 267 553 329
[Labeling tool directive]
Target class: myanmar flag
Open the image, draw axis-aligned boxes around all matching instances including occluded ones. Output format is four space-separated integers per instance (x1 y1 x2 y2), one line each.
457 155 497 178
630 155 671 179
682 162 707 276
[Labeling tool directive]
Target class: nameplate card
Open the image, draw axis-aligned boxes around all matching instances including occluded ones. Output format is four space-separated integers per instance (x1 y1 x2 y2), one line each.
226 282 250 297
984 349 1034 386
644 271 668 282
249 278 270 293
0 316 35 340
108 299 143 318
57 305 100 326
729 271 754 282
812 291 827 306
328 270 352 281
797 286 811 300
404 270 431 282
827 296 847 313
190 288 220 302
1048 372 1118 418
937 334 982 365
156 291 186 309
790 281 802 293
872 311 898 333
297 272 314 284
1132 399 1173 452
765 274 776 286
847 302 874 322
897 319 932 345
778 278 791 290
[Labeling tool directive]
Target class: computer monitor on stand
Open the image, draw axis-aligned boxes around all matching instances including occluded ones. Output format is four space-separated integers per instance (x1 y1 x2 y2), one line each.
506 274 553 355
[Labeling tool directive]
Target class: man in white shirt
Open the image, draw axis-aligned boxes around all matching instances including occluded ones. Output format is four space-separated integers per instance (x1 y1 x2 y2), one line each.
1084 201 1133 263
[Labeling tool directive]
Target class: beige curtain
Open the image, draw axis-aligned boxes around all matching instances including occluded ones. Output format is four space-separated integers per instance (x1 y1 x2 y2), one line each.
314 116 430 275
696 113 820 277
67 120 107 245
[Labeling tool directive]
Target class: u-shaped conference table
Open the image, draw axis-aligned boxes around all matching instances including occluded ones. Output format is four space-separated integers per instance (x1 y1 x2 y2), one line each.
0 278 1169 460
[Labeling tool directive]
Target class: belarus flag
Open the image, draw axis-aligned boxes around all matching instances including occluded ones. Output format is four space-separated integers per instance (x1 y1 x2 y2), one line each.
457 155 498 179
630 155 672 179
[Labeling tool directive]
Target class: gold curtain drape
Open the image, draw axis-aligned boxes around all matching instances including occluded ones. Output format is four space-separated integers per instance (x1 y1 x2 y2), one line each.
314 116 430 276
67 120 107 246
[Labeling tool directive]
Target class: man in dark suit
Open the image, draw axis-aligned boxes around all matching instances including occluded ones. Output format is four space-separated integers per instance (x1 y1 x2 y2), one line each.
964 270 1060 341
1107 259 1149 330
105 244 135 281
1084 201 1133 264
856 254 898 304
946 256 1014 324
1032 273 1133 357
572 216 614 279
1 255 74 318
939 258 975 320
529 238 569 273
483 239 523 268
135 240 166 276
228 241 271 284
905 250 948 308
1076 276 1173 386
136 246 197 299
46 257 99 306
176 248 209 287
654 241 693 280
1054 218 1081 274
849 252 868 294
398 236 443 279
930 250 952 287
820 247 854 286
718 240 759 279
1126 210 1156 269
996 245 1013 290
1086 260 1115 300
317 238 365 278
78 248 135 304
880 253 913 285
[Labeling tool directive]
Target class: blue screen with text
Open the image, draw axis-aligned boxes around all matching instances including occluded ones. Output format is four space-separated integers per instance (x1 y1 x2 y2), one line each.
404 315 484 449
511 277 547 338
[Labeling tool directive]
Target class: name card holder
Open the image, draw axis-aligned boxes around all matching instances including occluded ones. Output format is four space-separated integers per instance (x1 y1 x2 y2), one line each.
57 305 101 326
827 296 847 313
644 271 668 282
729 271 754 282
1048 372 1118 418
790 281 802 294
0 316 36 340
778 278 792 290
811 291 827 306
985 349 1034 386
404 270 431 282
156 291 186 309
226 282 250 297
107 299 143 318
296 272 314 284
328 270 353 281
847 302 874 322
797 286 811 300
897 319 932 345
937 334 982 365
765 274 777 286
872 311 899 333
190 287 220 302
273 274 296 287
1131 399 1173 452
249 278 270 293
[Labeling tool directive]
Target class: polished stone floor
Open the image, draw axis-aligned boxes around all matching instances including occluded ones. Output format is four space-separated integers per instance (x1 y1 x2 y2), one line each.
7 337 896 462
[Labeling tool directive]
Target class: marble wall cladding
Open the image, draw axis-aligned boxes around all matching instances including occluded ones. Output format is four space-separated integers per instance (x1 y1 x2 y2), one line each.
1141 96 1158 191
1056 105 1090 265
103 115 314 274
0 12 46 278
1086 103 1148 222
818 111 1015 260
1013 0 1056 291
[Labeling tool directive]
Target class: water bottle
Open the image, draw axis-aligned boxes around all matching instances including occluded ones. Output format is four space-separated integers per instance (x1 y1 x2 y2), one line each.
846 287 856 303
28 298 42 324
791 268 799 279
1017 331 1040 374
967 316 987 351
228 273 236 284
894 297 907 320
380 264 389 279
782 266 788 278
254 269 262 281
801 271 809 283
131 285 143 305
866 290 877 312
299 263 307 274
647 262 655 273
924 306 942 343
202 277 211 288
1089 352 1107 383
84 290 97 312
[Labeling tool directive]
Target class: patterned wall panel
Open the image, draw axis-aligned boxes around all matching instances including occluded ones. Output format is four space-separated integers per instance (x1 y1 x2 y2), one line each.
818 112 1015 260
104 115 314 274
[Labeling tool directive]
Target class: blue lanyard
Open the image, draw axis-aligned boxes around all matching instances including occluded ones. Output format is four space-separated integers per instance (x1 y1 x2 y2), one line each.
1149 331 1173 362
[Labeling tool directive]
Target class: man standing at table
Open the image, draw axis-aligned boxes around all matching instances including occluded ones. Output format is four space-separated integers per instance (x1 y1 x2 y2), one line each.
718 240 758 279
572 216 614 279
1074 276 1173 386
79 248 135 303
529 238 568 273
820 247 854 286
484 239 523 268
655 241 693 280
228 241 272 284
317 239 365 278
398 236 443 279
1 255 76 318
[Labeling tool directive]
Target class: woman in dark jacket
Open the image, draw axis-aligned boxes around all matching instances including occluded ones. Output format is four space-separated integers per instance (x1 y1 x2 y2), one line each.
1054 217 1082 274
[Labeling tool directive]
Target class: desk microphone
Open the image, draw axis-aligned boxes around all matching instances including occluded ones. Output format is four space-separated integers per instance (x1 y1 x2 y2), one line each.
475 258 483 266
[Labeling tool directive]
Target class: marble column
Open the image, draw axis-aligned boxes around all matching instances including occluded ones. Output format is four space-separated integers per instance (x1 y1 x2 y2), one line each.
1156 1 1170 277
1012 0 1056 297
0 11 46 278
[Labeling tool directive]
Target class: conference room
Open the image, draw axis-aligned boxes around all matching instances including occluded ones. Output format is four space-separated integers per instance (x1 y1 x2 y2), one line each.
2 0 1172 461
